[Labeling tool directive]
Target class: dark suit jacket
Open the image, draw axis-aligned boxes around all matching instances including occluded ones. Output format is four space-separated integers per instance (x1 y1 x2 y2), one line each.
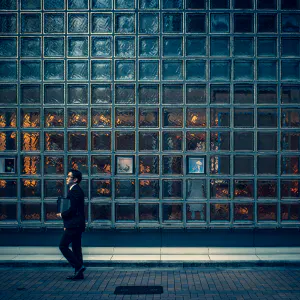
61 184 85 231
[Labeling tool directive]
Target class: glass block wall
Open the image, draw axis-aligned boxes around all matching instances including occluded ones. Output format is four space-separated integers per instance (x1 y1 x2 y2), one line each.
0 0 300 230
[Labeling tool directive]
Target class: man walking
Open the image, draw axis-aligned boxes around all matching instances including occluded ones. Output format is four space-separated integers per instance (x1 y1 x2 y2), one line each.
57 169 86 280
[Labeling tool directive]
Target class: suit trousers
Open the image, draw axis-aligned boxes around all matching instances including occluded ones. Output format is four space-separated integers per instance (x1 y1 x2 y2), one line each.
59 228 83 271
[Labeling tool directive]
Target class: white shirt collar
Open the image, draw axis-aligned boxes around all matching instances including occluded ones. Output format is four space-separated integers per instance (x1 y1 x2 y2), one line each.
69 183 77 190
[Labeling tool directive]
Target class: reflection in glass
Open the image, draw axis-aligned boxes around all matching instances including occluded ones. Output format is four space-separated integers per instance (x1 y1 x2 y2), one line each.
257 156 277 174
139 84 159 104
210 108 230 127
115 84 135 104
139 179 159 199
234 204 253 221
234 180 254 198
44 202 60 221
257 109 277 127
234 84 254 104
21 203 41 221
115 131 135 151
234 109 254 127
22 132 40 151
0 131 17 151
115 179 135 198
187 203 206 222
258 180 277 198
210 179 229 199
91 108 111 127
139 108 159 128
0 203 17 221
162 84 183 104
210 203 230 221
68 84 88 104
91 84 111 104
257 85 277 104
258 204 277 221
91 179 111 198
115 108 135 127
21 155 40 175
163 204 182 221
281 85 300 104
258 132 277 151
210 131 230 151
234 132 254 151
163 131 182 151
281 156 299 175
0 180 17 198
186 179 206 199
44 84 64 104
210 155 230 175
115 204 135 222
139 155 159 175
44 108 64 128
139 204 159 222
67 109 88 127
281 132 300 151
91 132 111 151
139 132 159 151
163 179 183 199
44 180 64 198
68 132 87 151
21 179 41 198
211 13 229 33
91 156 111 174
91 204 111 222
210 85 230 104
186 84 206 104
281 108 300 128
186 108 206 127
0 109 16 128
44 156 64 175
281 180 299 198
68 155 88 174
281 204 300 221
45 132 64 151
21 109 40 128
163 155 183 175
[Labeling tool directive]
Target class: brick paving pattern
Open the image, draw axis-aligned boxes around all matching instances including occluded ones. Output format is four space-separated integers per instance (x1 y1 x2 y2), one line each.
0 267 299 299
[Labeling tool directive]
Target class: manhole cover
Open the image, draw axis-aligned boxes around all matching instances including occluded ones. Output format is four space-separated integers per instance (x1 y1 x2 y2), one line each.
114 286 163 295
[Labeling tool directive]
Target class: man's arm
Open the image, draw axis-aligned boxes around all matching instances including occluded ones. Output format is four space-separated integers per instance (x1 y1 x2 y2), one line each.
61 189 79 219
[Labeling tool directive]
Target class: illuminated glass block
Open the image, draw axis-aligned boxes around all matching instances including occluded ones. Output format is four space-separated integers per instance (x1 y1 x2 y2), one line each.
139 13 159 34
68 13 88 33
139 37 159 57
68 37 88 57
91 13 112 33
91 37 112 57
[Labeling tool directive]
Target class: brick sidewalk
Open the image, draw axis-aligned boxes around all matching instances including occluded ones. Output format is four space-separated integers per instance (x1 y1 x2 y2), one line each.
0 267 300 300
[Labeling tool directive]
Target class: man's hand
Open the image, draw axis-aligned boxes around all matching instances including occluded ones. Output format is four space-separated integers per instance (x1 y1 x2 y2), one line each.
56 213 61 218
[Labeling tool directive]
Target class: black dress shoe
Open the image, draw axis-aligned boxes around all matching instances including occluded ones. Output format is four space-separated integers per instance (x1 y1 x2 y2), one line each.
74 265 86 277
66 273 84 280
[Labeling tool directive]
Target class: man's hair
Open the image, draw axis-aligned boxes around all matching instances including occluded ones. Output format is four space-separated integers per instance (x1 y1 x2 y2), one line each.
69 169 82 184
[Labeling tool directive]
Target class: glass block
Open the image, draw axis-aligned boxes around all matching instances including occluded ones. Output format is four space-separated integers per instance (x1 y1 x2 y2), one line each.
44 0 65 10
68 108 88 127
281 204 300 221
163 155 182 175
257 108 277 128
210 37 229 56
68 13 88 33
139 108 159 128
0 180 17 198
139 84 159 104
210 179 230 198
115 108 135 127
0 38 17 57
68 132 87 151
115 203 135 221
257 180 277 198
139 204 159 222
44 180 64 198
115 131 135 151
44 108 64 128
210 85 230 104
0 109 16 128
0 203 17 221
163 180 183 199
186 60 206 81
92 0 112 9
234 108 254 127
163 0 182 9
21 203 41 222
68 155 88 174
257 61 277 81
0 0 17 10
139 0 159 9
282 0 300 9
0 85 17 104
21 61 41 81
115 13 135 33
163 131 182 151
163 204 182 221
186 13 206 33
67 61 88 81
281 38 300 57
281 108 300 127
20 37 40 58
186 132 206 151
210 108 230 127
281 132 300 151
257 132 277 151
282 61 300 81
143 182 164 199
68 37 88 57
258 204 277 222
281 180 299 198
258 14 277 33
234 14 254 33
211 14 229 33
44 156 64 175
234 132 254 151
186 85 206 104
211 0 229 8
258 155 277 175
281 14 300 32
21 108 40 128
0 13 17 34
234 203 253 222
45 132 64 151
257 85 277 104
234 61 253 81
115 37 135 58
91 179 111 198
21 180 41 198
257 38 277 57
210 61 231 81
187 179 206 199
281 85 300 104
44 84 64 104
139 155 159 175
91 108 111 127
91 84 111 104
115 180 135 198
186 37 206 56
163 13 182 33
115 60 135 80
0 61 17 81
20 84 40 104
139 131 159 151
210 155 230 175
91 37 112 57
91 131 111 151
91 61 111 80
234 37 254 57
234 0 253 8
234 179 253 198
139 61 159 80
210 131 230 151
68 0 88 9
21 13 41 33
44 202 61 221
44 13 64 33
91 13 112 33
163 60 183 80
234 84 254 104
162 85 183 104
163 37 182 57
139 13 159 34
116 0 134 9
67 84 88 104
115 84 135 104
21 0 41 9
44 37 64 57
186 0 205 9
44 61 64 81
139 37 159 57
21 155 40 175
186 108 206 127
257 0 276 9
91 204 111 222
163 108 183 127
0 131 17 151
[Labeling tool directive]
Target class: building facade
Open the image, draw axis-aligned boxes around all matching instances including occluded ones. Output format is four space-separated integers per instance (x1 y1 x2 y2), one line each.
0 0 300 232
